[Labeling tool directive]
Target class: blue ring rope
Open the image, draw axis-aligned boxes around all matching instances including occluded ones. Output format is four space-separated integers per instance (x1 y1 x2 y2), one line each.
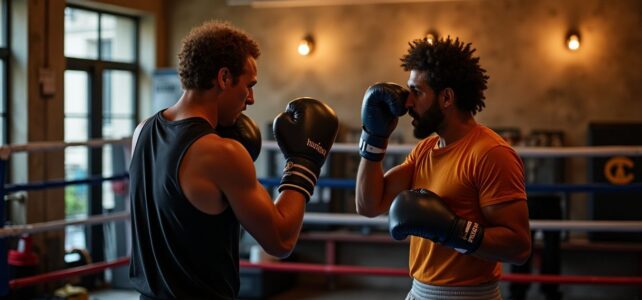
3 173 129 193
1 175 640 194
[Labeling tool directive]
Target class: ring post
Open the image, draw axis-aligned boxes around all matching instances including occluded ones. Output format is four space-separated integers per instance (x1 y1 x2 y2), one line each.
0 159 9 296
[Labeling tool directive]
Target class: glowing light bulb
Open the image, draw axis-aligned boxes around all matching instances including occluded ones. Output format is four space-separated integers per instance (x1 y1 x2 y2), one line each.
298 40 312 56
567 34 580 51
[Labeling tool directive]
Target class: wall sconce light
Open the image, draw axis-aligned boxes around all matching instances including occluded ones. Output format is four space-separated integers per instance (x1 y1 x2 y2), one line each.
425 30 439 45
566 30 581 51
298 35 315 56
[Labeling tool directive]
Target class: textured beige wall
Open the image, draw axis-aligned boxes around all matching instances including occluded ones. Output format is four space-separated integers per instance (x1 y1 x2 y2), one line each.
166 0 642 147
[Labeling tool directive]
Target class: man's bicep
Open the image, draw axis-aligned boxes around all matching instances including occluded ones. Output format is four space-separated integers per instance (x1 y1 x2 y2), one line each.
382 163 414 209
481 199 530 233
213 144 280 241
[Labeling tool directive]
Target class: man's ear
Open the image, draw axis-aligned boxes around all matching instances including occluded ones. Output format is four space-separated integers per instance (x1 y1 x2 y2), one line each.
216 67 232 90
440 88 455 108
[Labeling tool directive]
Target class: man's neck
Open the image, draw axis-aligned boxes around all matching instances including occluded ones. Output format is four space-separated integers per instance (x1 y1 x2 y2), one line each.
438 113 477 147
166 89 219 127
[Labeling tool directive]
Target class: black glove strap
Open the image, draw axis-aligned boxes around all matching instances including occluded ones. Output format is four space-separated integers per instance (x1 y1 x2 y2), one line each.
449 218 485 254
278 158 320 203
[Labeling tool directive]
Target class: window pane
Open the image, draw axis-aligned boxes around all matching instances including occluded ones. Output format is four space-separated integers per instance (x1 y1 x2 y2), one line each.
65 7 99 59
64 147 89 200
65 70 89 115
64 70 90 251
103 70 135 138
64 144 89 250
65 118 89 141
102 69 134 210
103 70 134 115
102 145 115 210
101 14 135 62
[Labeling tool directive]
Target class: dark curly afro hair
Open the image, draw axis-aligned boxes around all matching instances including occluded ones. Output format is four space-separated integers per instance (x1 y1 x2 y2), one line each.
400 36 489 115
178 20 260 90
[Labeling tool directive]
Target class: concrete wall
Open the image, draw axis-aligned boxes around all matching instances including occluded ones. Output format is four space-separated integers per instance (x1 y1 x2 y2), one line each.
166 0 642 146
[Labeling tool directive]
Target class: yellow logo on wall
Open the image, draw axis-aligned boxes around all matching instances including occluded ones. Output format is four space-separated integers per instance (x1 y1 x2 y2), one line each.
604 156 635 185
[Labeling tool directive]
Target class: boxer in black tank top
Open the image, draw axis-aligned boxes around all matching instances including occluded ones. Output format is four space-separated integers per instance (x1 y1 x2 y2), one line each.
128 21 339 299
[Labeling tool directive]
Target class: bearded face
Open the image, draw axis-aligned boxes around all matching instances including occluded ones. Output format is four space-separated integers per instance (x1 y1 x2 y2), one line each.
410 98 444 139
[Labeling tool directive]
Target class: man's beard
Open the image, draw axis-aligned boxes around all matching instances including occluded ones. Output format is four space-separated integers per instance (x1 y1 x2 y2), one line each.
411 101 444 139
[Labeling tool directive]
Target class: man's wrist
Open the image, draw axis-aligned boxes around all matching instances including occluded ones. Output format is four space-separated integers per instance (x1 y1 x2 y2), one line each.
278 159 319 203
359 129 388 161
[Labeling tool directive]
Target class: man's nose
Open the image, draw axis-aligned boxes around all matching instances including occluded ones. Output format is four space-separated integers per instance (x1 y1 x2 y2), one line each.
246 91 255 105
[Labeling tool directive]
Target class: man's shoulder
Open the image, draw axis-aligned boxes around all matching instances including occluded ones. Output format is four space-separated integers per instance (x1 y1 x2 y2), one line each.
187 133 254 173
468 125 518 157
191 133 242 156
474 125 513 146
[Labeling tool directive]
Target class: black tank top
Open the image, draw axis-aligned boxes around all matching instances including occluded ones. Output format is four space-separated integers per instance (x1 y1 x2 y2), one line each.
129 110 240 300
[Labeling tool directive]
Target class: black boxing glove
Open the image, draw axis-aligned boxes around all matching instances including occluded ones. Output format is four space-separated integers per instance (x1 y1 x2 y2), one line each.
217 114 262 161
273 98 339 202
389 189 484 254
360 82 409 161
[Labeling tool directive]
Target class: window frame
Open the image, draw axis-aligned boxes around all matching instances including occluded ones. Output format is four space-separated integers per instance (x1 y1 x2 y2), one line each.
64 4 139 265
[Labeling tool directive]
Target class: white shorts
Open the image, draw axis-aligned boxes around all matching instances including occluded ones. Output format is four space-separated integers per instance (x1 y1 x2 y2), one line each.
405 279 502 300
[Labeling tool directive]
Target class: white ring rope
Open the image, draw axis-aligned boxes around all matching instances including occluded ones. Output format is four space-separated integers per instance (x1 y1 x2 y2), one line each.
262 141 642 157
0 138 130 160
302 213 642 232
1 211 641 238
0 211 130 238
1 139 641 158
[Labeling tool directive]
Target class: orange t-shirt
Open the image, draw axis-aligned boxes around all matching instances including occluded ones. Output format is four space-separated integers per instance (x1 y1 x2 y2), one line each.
401 124 526 286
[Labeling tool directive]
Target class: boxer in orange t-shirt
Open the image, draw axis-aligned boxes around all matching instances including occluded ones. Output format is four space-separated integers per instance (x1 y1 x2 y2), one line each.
356 37 531 300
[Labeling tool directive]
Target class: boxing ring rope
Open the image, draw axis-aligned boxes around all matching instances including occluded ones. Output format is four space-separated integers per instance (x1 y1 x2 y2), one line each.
10 256 641 288
0 139 131 295
1 140 642 294
0 138 130 160
0 212 130 238
9 257 130 289
298 213 642 232
9 253 642 289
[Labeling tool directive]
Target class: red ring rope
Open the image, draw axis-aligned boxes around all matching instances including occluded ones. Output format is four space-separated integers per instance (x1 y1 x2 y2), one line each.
9 257 129 289
10 257 640 289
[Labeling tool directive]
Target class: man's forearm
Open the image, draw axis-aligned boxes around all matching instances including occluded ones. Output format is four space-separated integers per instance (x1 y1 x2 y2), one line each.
355 159 386 217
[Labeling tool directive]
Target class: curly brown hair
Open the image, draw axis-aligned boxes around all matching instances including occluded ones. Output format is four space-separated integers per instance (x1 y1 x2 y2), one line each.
400 36 489 115
178 21 260 90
